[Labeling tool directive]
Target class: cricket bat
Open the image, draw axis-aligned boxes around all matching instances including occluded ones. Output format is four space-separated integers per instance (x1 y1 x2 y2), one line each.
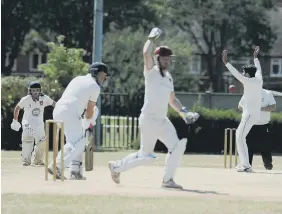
85 124 94 171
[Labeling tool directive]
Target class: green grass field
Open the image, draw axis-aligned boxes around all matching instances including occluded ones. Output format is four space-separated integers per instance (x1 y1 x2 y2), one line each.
2 151 282 214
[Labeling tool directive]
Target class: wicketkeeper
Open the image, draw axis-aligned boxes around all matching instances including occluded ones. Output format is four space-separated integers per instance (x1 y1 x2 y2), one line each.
11 81 56 166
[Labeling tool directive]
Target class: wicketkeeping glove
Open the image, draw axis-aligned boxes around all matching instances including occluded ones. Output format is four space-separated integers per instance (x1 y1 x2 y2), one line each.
179 107 200 125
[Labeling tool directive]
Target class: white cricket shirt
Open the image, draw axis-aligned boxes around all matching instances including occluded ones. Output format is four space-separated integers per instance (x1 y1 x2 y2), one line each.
141 65 174 118
18 94 54 125
56 74 100 116
239 89 276 125
226 58 263 118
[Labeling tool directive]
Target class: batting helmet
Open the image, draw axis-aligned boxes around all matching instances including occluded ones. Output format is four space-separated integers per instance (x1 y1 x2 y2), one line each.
154 46 174 57
89 62 109 77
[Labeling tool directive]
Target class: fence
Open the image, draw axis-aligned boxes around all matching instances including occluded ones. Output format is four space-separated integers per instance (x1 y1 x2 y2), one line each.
98 116 139 149
94 93 143 150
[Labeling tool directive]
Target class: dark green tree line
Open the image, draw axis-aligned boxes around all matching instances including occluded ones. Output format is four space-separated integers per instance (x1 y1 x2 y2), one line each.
154 0 277 91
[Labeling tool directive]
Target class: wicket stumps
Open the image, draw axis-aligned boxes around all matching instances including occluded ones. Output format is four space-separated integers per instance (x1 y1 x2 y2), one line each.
224 128 238 168
45 120 65 181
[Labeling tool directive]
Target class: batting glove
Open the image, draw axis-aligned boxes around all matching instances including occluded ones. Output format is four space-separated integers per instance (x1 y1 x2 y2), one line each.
148 27 162 40
11 119 21 131
82 118 91 130
179 107 200 125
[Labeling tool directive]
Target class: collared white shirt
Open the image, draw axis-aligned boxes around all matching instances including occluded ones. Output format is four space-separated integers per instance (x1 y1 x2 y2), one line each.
56 74 100 116
18 94 54 125
226 58 263 119
141 65 174 118
239 89 276 125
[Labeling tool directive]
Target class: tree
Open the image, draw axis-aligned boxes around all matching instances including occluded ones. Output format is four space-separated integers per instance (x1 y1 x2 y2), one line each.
2 1 33 75
37 0 159 63
102 27 198 94
2 0 159 76
156 0 277 91
39 36 89 88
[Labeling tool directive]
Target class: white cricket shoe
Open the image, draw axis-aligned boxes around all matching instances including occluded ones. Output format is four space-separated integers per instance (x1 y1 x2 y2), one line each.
70 171 87 180
22 161 30 166
162 179 183 189
48 165 67 180
108 161 120 184
236 165 252 172
31 160 44 166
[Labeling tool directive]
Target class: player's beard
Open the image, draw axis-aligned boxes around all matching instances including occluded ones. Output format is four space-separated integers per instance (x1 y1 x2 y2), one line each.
160 61 175 72
31 93 40 101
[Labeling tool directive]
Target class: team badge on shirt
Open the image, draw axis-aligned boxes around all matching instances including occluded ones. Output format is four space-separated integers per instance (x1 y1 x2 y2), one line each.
32 108 41 116
40 101 43 105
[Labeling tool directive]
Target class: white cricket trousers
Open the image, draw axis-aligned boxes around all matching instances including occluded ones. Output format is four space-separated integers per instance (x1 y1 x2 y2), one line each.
52 104 86 173
236 114 259 168
113 114 187 182
21 121 45 163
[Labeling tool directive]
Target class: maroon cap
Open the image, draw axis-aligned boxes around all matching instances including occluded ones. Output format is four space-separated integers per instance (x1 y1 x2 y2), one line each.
154 46 174 56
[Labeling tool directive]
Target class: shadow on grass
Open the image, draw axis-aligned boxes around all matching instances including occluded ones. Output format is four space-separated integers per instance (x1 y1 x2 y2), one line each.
164 188 228 195
251 171 282 175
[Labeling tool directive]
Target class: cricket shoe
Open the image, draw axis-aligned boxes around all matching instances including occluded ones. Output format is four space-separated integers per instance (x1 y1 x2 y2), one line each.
162 179 183 189
31 160 44 167
22 161 30 166
265 164 273 170
70 171 87 180
236 165 252 172
108 161 120 184
48 165 67 180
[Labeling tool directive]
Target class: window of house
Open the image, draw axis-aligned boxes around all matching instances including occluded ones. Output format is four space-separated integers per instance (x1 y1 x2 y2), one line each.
29 52 47 71
189 55 201 74
5 53 17 71
270 59 282 77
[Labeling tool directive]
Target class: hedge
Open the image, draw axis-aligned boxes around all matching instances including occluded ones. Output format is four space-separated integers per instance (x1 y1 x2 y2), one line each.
150 106 282 153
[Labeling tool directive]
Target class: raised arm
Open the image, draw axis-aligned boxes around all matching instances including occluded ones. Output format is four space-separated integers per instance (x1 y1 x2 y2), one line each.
253 46 263 81
143 27 162 71
222 50 248 84
143 40 154 71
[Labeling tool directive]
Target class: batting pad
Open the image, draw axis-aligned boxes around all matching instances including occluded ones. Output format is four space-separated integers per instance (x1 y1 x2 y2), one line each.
163 138 187 182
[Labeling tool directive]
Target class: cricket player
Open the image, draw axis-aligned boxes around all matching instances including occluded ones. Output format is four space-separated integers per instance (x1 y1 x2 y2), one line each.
239 89 276 170
222 46 263 172
108 27 199 189
48 62 109 180
11 81 56 166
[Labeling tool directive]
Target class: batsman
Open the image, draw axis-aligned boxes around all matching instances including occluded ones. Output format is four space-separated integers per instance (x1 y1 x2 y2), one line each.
48 62 109 180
